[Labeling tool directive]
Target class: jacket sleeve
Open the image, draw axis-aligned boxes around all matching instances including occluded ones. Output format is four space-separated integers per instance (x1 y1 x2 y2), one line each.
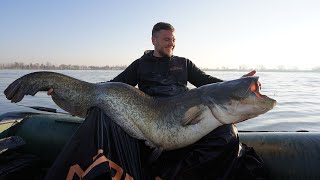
187 59 223 87
109 59 139 86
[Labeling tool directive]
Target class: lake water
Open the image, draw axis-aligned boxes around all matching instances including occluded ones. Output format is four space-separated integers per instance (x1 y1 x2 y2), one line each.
1 70 320 132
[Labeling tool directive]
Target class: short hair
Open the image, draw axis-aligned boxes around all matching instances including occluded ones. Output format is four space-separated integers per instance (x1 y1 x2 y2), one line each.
152 22 175 37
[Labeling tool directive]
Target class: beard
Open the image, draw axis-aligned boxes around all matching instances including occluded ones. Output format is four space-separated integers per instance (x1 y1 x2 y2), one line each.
158 47 174 57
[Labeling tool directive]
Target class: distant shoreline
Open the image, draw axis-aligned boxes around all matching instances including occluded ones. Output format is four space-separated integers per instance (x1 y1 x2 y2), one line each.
1 62 319 72
0 68 318 73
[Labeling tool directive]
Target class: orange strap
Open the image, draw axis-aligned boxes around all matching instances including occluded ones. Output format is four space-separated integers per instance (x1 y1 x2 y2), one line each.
66 164 84 180
66 149 134 180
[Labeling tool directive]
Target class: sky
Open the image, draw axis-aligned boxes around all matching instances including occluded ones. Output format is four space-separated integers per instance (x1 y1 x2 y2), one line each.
1 0 320 70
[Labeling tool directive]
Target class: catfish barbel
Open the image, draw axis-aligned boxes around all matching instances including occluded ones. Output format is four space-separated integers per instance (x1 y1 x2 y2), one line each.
4 71 276 151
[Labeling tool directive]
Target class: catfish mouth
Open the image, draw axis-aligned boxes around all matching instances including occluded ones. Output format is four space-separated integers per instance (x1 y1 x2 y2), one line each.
246 77 277 108
249 79 265 99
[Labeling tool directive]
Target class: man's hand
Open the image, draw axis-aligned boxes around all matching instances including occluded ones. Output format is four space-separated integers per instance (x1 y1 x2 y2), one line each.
242 70 256 77
47 88 53 96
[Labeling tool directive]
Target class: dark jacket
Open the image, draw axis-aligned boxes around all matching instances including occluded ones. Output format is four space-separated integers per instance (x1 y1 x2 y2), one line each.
111 50 223 97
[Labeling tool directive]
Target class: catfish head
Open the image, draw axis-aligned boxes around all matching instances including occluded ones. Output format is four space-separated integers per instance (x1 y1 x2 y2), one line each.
200 76 276 124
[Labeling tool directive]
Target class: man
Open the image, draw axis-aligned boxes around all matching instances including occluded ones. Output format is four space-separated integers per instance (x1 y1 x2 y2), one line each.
109 22 262 179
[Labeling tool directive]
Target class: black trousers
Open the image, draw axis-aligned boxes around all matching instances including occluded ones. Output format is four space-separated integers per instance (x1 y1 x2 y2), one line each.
148 124 240 180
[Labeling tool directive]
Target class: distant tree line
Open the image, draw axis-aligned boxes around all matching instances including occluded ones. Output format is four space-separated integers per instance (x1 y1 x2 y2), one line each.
0 62 127 70
203 64 320 72
1 62 320 72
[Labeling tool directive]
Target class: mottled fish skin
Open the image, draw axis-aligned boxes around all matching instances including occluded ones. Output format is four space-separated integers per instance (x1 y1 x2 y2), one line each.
4 71 276 150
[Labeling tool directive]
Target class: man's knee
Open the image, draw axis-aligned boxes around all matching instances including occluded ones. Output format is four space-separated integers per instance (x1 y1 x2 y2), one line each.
203 124 239 148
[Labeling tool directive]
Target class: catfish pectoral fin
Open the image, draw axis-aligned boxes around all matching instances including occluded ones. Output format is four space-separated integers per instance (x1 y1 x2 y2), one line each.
148 148 163 163
181 105 205 126
145 140 157 148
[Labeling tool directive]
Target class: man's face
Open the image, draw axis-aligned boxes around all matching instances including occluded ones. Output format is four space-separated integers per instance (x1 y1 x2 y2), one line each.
152 29 175 57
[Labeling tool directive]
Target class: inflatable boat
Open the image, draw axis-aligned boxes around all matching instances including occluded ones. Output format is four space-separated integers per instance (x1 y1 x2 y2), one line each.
0 111 319 179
